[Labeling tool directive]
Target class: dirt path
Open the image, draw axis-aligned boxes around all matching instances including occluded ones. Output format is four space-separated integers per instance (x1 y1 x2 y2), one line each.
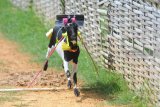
0 33 122 107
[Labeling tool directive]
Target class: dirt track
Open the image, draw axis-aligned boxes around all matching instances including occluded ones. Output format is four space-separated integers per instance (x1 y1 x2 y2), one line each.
0 33 122 107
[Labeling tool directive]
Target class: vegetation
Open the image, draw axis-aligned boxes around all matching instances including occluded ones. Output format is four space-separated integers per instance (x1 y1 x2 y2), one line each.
0 0 148 106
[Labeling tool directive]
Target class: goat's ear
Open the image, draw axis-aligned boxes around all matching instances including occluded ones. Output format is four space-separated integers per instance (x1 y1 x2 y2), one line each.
71 18 76 23
63 18 68 25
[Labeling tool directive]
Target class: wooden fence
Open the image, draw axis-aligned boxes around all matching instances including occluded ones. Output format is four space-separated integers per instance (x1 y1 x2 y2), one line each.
10 0 31 10
65 0 160 105
10 0 62 24
33 0 62 24
10 0 160 105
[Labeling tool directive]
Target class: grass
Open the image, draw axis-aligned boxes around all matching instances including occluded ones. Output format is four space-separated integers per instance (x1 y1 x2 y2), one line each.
0 0 147 106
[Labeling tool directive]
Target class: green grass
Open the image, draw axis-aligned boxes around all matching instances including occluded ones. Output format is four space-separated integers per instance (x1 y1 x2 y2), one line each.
0 0 147 106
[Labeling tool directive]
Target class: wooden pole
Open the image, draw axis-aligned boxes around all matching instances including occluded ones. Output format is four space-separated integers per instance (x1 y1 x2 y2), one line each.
0 87 66 92
0 87 91 92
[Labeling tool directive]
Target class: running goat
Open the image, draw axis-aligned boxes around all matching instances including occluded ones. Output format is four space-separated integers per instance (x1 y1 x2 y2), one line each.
45 15 84 96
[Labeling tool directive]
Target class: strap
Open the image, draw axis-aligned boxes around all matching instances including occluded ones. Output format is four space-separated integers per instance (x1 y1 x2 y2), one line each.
62 32 69 46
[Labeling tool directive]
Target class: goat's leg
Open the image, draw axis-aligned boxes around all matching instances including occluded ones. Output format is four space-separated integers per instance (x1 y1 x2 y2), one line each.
46 46 54 59
72 63 78 87
63 60 72 89
72 63 80 96
45 28 57 71
46 25 61 59
44 44 54 71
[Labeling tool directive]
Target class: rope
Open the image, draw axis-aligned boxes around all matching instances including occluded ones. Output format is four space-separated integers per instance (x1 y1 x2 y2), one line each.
78 35 99 76
28 31 64 88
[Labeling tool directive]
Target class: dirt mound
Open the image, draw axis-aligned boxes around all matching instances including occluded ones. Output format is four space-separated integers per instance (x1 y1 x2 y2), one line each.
0 35 67 88
0 71 67 87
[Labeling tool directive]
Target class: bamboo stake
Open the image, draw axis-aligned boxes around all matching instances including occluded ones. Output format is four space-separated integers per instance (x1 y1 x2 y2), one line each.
0 87 92 92
0 87 66 92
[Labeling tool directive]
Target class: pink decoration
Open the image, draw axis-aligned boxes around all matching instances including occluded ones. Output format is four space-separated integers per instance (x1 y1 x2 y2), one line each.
63 18 68 25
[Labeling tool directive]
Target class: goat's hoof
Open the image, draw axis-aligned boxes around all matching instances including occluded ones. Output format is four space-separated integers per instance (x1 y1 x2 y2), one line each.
43 60 48 71
74 88 80 97
67 80 72 89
